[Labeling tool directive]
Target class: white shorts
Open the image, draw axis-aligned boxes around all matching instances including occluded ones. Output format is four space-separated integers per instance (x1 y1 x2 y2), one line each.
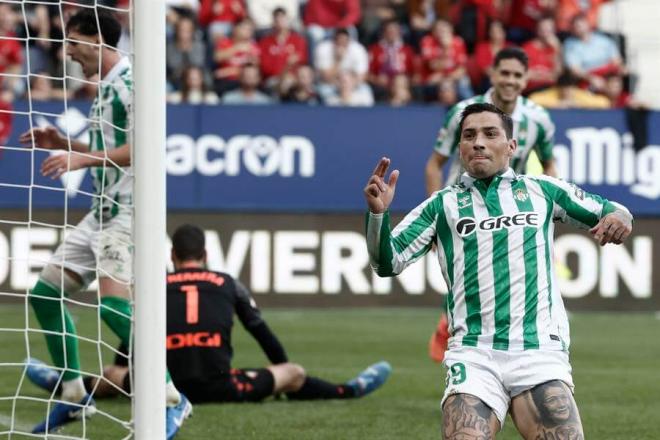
49 211 133 288
441 347 574 428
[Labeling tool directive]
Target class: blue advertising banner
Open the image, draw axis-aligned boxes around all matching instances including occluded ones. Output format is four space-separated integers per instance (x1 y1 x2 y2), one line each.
1 101 659 215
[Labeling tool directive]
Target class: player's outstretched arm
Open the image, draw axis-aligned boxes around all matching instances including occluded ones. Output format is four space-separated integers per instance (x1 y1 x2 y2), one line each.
40 143 132 179
590 208 633 246
19 126 89 152
235 280 289 364
364 157 399 214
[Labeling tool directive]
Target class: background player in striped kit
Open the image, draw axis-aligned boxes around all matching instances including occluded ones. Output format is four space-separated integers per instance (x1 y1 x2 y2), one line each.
364 103 632 439
21 8 190 437
424 47 558 363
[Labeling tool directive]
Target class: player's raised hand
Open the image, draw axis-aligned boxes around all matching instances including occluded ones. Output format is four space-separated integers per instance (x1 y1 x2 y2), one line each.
19 126 65 150
589 211 632 246
364 157 399 214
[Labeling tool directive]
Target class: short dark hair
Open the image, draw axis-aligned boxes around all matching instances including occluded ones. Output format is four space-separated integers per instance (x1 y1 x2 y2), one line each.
334 28 350 38
67 8 122 48
273 7 286 16
172 224 206 261
493 47 528 70
458 103 514 139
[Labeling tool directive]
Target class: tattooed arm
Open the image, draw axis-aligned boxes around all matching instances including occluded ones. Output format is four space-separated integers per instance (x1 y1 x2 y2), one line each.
510 380 585 440
442 394 500 440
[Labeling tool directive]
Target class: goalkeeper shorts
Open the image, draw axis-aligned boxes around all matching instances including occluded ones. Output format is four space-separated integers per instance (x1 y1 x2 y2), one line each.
174 368 275 404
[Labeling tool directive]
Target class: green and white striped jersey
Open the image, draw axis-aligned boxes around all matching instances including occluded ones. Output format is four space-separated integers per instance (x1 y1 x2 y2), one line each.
435 89 555 185
366 169 629 352
87 56 132 220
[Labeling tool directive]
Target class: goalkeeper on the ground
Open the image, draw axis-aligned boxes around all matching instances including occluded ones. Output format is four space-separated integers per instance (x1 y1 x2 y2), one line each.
27 224 392 405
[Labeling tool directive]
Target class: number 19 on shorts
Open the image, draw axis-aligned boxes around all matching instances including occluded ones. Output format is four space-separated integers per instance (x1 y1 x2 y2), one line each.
445 362 466 386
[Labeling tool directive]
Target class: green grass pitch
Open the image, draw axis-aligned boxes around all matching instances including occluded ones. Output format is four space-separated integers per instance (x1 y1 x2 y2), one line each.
0 305 658 439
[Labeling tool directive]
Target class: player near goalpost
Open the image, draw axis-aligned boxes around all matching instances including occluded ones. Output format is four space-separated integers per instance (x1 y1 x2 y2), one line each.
364 103 633 438
424 47 558 363
20 8 191 437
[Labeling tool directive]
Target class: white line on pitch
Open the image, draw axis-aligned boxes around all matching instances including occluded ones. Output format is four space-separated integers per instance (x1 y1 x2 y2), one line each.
0 413 34 433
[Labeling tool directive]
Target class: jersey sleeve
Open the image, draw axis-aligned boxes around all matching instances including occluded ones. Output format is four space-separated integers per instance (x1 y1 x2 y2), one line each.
233 279 288 363
433 103 463 157
534 175 631 229
365 195 440 276
234 279 265 328
533 107 555 163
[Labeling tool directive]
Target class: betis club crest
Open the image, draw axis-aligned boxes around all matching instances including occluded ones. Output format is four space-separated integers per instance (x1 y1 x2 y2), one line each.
514 188 529 202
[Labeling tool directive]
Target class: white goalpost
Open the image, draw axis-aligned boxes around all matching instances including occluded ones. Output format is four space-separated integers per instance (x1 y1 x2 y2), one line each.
0 0 166 437
133 0 166 438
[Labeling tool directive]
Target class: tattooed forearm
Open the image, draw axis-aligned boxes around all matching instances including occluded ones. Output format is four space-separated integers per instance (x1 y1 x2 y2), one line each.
442 394 496 440
529 381 584 440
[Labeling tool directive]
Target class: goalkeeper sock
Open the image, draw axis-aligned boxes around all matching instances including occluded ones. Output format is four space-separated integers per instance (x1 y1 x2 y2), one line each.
286 377 355 400
29 280 81 382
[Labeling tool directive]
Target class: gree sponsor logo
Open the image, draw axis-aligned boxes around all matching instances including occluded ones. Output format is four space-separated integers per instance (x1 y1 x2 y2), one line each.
455 213 539 237
166 332 222 350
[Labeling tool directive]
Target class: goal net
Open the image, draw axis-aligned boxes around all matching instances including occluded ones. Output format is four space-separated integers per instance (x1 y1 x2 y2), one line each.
0 1 164 438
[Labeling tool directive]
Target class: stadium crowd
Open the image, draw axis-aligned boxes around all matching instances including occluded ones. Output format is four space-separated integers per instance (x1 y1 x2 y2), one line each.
0 0 638 109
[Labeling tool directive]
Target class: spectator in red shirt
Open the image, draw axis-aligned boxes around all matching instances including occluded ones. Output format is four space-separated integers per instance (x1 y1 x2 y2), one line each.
471 20 511 93
213 18 260 94
522 16 562 93
555 0 610 36
0 97 12 150
367 19 416 101
419 19 473 100
0 4 23 101
259 8 308 90
502 0 556 44
199 0 247 42
602 73 635 109
304 0 361 54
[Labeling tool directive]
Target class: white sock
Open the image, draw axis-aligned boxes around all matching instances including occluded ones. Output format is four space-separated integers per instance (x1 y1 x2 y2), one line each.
61 377 87 402
166 380 181 407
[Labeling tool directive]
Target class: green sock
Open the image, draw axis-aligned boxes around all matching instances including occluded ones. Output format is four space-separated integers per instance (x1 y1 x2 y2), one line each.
29 280 81 381
100 296 132 346
100 296 175 384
